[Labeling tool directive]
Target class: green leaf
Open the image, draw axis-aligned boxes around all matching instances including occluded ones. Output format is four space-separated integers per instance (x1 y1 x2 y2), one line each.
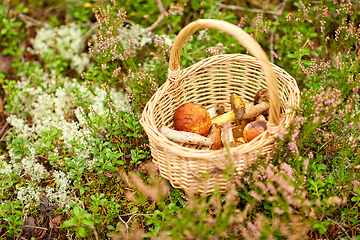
301 48 310 56
309 32 318 38
114 160 125 165
21 91 29 97
73 207 80 217
351 196 359 202
77 226 87 238
63 218 78 227
81 219 94 226
107 225 116 230
302 60 312 67
287 53 299 59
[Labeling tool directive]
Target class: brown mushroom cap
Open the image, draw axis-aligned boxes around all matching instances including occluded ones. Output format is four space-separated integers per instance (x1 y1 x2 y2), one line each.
243 120 268 143
254 88 269 105
209 123 222 150
173 103 212 137
230 93 245 125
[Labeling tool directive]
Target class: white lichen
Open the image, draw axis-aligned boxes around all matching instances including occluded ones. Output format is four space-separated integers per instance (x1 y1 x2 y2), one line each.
29 23 91 74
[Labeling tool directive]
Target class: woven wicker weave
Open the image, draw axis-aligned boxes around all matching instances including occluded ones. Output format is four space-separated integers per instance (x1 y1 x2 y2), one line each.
140 19 300 194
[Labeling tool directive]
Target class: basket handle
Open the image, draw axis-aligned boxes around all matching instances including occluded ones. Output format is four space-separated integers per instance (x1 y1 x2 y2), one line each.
168 19 281 131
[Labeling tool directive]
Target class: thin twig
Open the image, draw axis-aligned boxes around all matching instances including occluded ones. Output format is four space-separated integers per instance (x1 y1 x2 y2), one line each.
21 225 48 230
0 126 14 142
216 0 289 63
269 0 289 62
118 215 135 235
0 230 9 239
17 13 43 27
0 122 9 140
270 31 275 62
327 217 354 240
118 212 153 217
145 0 167 32
333 116 360 135
81 22 100 50
88 225 99 240
216 2 283 16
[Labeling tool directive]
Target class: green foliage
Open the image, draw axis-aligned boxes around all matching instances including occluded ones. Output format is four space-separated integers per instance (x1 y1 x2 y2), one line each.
0 2 27 56
0 200 24 238
63 206 94 238
0 0 360 239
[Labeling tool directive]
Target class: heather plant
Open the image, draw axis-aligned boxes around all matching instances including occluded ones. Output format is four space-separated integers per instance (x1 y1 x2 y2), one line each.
0 0 360 239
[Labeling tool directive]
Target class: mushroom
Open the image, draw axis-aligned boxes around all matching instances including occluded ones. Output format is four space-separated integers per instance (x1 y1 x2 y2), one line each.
254 88 269 105
159 125 222 150
208 123 222 150
173 102 212 136
243 120 268 143
219 122 235 147
207 104 225 119
211 90 271 126
243 88 270 119
212 93 245 126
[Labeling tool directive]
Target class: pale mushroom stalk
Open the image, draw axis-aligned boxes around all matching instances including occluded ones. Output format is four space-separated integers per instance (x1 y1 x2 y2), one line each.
160 125 212 146
221 123 235 147
160 125 221 150
207 104 225 119
243 101 269 119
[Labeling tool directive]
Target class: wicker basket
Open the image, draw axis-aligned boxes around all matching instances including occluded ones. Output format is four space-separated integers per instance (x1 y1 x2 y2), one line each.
140 19 300 194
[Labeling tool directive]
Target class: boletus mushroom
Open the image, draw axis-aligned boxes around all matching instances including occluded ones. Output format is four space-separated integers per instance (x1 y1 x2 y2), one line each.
212 93 245 126
243 88 270 119
173 102 212 136
243 120 268 143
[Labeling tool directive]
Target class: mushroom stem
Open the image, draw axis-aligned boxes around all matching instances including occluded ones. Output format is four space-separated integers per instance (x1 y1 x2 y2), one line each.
212 101 269 125
207 104 225 119
211 111 235 126
221 123 235 147
243 101 269 119
160 125 211 146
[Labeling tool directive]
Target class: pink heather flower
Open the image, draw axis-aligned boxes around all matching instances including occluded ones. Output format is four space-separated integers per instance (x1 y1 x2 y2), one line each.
286 13 292 21
278 126 288 140
247 221 261 236
266 183 277 195
101 64 106 70
281 163 294 179
271 50 282 60
255 181 268 194
313 116 320 123
112 67 122 78
249 191 264 201
168 4 184 15
273 207 284 215
308 152 314 159
288 141 298 153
